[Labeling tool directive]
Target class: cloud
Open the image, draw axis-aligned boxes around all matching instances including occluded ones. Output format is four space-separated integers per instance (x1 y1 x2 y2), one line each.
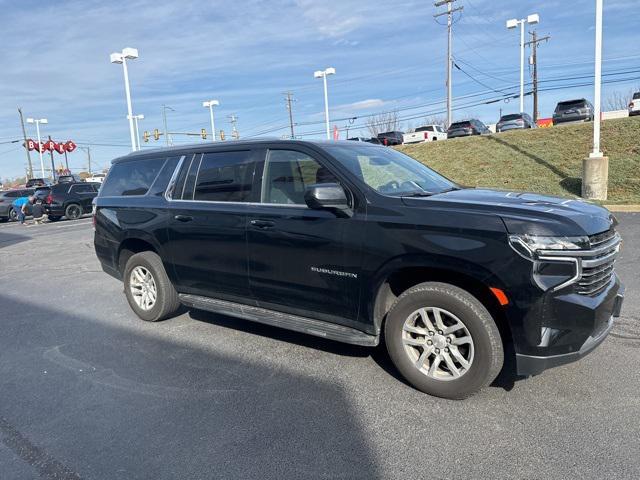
337 99 386 111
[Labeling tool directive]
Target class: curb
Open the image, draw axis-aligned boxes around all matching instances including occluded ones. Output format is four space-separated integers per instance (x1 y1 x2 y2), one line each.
603 205 640 212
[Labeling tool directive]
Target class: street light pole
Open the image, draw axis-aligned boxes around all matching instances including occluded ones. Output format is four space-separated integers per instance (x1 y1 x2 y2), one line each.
110 48 139 152
128 114 144 151
203 100 219 141
507 14 539 113
27 117 48 178
582 0 608 200
314 67 336 140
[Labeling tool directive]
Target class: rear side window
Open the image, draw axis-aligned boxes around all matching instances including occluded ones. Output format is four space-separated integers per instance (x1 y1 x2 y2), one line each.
70 184 93 193
193 151 254 202
100 158 164 196
4 191 20 198
149 156 180 197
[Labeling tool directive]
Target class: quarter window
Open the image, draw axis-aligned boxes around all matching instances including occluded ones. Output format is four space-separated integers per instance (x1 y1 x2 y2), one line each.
193 150 254 202
261 150 337 205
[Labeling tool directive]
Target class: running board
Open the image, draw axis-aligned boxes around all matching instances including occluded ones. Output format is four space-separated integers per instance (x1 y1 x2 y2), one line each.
179 294 379 347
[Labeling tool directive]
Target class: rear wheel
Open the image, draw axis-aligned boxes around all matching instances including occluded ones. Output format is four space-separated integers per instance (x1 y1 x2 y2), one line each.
123 251 180 322
64 203 82 220
384 282 503 399
8 208 17 222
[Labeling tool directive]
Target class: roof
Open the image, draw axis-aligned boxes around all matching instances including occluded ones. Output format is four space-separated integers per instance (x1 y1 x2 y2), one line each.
111 138 381 164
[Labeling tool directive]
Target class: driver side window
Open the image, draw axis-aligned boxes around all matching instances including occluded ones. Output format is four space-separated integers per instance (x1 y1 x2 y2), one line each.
261 150 337 205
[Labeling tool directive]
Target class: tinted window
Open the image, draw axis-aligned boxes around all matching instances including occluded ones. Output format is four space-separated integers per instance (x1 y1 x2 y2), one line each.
149 156 180 197
182 155 202 200
193 151 254 202
4 191 20 198
70 184 94 193
100 158 164 196
633 92 640 100
449 122 471 129
557 100 586 110
261 150 336 205
500 114 522 121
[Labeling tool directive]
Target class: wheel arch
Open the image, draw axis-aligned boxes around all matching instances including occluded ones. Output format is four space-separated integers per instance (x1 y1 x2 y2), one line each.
370 258 512 346
117 233 163 276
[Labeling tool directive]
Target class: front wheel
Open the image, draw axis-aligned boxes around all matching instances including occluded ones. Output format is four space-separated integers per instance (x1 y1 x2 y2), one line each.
384 282 503 399
8 208 17 222
123 251 181 322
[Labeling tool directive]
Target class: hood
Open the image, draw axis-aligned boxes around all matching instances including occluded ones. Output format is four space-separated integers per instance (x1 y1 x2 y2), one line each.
401 188 614 236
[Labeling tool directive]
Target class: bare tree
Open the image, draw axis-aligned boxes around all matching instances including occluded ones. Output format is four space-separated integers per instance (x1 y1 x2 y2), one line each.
422 115 447 127
604 87 639 111
367 111 400 137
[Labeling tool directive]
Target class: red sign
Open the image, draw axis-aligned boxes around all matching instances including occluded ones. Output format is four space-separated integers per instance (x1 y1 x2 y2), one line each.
333 125 339 140
24 139 77 153
537 118 553 128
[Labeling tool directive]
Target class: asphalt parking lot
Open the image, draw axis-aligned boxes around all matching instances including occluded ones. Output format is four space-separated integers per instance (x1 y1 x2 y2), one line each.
0 214 638 480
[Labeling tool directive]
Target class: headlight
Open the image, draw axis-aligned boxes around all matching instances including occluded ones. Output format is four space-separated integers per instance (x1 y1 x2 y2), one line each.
509 234 586 291
509 234 589 259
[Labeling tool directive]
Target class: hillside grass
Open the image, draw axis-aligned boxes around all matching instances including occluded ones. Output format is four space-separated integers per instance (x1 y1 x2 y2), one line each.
397 116 640 204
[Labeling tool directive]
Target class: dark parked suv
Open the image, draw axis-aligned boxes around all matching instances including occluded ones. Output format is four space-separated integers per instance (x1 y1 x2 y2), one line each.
553 99 594 125
447 119 491 138
376 131 404 146
43 182 100 221
94 140 624 399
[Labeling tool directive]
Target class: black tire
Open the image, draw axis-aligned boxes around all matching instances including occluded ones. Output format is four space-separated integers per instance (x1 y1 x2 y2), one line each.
384 282 503 400
123 251 180 322
48 216 61 222
8 208 17 222
64 203 82 220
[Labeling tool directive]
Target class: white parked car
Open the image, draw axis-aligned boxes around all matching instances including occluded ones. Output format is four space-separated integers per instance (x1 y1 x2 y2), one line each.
402 125 448 144
86 173 106 183
629 92 640 116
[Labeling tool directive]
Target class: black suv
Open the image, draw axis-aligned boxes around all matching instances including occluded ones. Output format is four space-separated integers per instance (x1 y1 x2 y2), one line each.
94 140 624 399
376 131 404 146
447 119 491 138
43 182 100 221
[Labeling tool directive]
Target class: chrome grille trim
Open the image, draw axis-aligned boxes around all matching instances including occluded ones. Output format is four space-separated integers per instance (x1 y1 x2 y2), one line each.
575 229 620 296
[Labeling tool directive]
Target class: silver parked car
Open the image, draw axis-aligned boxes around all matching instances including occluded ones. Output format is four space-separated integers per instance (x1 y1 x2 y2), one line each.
496 113 536 132
552 99 594 125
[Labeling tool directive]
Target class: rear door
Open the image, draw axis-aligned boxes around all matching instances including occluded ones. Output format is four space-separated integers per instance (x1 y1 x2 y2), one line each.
68 183 96 212
165 149 259 303
246 146 365 328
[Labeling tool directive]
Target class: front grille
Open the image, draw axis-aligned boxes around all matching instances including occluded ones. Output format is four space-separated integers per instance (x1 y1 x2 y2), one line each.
576 229 620 296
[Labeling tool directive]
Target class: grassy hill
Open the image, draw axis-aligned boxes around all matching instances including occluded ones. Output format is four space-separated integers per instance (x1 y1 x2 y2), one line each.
397 116 640 204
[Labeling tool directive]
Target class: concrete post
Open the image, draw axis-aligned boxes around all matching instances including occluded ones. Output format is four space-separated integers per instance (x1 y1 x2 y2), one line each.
582 156 609 200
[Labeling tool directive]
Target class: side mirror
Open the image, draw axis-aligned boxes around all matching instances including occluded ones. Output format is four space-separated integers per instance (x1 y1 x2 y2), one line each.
304 183 350 214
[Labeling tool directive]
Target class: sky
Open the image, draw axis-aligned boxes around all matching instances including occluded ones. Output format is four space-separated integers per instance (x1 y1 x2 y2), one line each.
0 0 638 179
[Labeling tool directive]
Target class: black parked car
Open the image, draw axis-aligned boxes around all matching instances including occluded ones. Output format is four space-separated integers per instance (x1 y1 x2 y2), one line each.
447 119 491 138
553 99 594 125
43 182 100 221
376 131 404 146
94 140 624 399
25 178 48 188
496 113 535 132
57 174 85 184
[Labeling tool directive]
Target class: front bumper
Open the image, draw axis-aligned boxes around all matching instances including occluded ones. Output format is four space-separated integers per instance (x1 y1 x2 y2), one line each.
515 282 624 376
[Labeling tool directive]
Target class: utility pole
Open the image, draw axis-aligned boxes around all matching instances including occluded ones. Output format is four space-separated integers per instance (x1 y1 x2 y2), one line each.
17 108 33 179
228 114 239 140
434 0 463 129
162 105 174 146
525 31 550 123
283 91 296 139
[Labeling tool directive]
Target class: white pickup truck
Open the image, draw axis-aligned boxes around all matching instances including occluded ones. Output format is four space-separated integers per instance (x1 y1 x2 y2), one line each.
629 92 640 116
402 125 447 144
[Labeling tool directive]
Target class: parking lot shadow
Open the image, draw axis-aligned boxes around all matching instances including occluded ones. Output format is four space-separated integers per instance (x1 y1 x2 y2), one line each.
0 294 381 479
0 230 31 249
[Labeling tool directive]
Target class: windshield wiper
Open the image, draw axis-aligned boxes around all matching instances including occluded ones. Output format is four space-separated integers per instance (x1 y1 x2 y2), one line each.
400 191 436 197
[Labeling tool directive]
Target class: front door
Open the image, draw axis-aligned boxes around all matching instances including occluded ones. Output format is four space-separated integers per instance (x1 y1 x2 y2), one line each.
166 149 258 303
247 147 365 329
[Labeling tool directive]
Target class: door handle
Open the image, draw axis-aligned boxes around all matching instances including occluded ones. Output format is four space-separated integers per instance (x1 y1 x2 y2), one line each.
250 219 275 229
174 214 194 222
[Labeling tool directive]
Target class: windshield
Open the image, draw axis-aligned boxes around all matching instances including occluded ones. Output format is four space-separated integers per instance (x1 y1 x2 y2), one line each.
324 144 456 196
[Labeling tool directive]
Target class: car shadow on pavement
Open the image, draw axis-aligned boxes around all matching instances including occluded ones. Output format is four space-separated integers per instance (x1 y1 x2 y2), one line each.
0 231 32 249
189 308 522 393
0 295 382 480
